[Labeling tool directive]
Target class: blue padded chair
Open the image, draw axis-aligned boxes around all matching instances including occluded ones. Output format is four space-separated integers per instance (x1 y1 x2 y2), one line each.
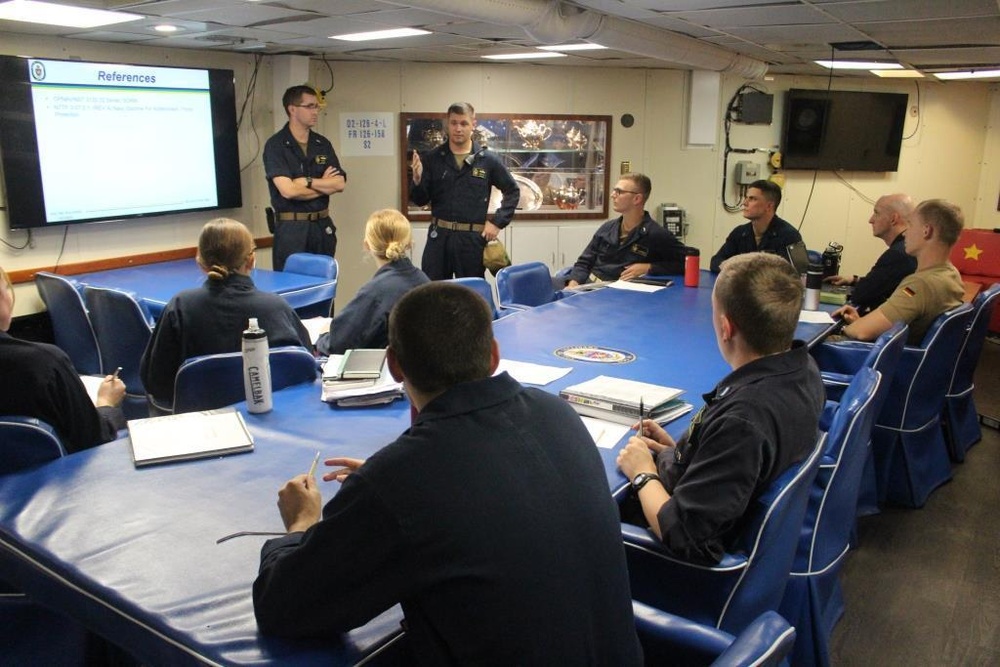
172 346 318 413
450 277 504 319
633 602 796 667
495 261 566 311
810 322 908 516
283 253 338 318
0 416 89 665
0 415 67 473
622 431 824 635
867 304 973 507
944 283 1000 462
778 367 881 667
82 286 154 420
34 272 102 375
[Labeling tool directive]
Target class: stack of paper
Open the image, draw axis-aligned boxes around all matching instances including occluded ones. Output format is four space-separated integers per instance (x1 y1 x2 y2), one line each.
321 354 404 406
559 375 692 426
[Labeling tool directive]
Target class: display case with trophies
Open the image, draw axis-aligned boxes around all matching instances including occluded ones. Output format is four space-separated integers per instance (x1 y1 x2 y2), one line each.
400 113 610 221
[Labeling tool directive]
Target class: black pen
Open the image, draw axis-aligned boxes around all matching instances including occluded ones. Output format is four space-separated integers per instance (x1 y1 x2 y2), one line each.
637 397 644 438
112 366 122 380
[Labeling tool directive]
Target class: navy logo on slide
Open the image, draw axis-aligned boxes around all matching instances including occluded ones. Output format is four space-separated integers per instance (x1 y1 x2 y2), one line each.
30 61 46 81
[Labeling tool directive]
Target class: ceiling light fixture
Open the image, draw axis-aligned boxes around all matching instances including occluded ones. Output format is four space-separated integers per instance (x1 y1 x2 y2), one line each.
0 0 142 28
815 60 903 70
537 43 607 52
153 24 179 33
872 69 924 78
934 69 1000 80
330 27 430 42
482 52 567 60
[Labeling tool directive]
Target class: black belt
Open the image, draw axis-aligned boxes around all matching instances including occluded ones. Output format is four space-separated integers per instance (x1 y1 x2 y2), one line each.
276 209 329 221
433 218 484 232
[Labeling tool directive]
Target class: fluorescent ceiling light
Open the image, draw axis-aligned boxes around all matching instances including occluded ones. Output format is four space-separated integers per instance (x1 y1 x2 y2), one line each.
0 0 142 28
934 69 1000 80
153 24 179 33
815 60 903 70
482 52 567 60
873 69 924 78
330 27 430 42
537 43 607 52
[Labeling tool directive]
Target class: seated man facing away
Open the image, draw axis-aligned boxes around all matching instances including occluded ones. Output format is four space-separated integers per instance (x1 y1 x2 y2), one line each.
254 282 642 665
566 172 685 287
617 253 824 565
710 179 801 273
825 193 917 314
0 266 126 452
140 218 312 408
834 199 965 345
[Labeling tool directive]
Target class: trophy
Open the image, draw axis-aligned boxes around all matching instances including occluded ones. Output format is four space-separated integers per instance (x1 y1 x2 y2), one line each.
473 125 496 147
514 120 552 149
565 126 588 151
422 127 445 146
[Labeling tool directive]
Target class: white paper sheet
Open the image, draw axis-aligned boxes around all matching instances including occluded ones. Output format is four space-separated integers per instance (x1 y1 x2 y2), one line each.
579 416 632 449
607 280 667 293
798 310 835 324
496 359 572 386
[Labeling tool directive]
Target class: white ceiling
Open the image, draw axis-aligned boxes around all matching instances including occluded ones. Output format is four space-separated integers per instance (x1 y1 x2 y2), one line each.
1 0 998 78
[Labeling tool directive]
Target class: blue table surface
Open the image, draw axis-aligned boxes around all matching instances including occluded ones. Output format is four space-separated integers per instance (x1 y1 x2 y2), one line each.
74 259 336 318
0 276 835 665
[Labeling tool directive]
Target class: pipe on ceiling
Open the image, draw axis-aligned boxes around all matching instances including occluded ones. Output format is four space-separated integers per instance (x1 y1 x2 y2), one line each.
398 0 768 79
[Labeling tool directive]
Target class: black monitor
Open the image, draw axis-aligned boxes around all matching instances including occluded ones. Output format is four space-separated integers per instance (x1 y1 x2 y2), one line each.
0 55 242 230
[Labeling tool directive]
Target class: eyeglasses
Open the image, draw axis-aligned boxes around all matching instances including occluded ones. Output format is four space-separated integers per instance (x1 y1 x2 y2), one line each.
611 187 640 196
296 103 320 110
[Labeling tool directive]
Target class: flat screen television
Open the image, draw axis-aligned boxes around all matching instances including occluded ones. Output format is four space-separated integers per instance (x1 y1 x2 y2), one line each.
0 55 242 230
781 89 908 172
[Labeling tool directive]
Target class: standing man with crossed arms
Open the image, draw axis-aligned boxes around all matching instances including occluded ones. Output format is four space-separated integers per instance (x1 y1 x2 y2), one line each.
263 85 347 271
409 102 520 279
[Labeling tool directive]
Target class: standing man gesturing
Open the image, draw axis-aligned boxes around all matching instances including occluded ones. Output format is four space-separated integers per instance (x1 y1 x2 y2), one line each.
409 102 519 279
263 85 347 271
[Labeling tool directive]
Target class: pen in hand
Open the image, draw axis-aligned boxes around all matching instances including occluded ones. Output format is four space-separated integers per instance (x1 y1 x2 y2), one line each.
112 366 122 380
637 397 644 438
307 450 321 479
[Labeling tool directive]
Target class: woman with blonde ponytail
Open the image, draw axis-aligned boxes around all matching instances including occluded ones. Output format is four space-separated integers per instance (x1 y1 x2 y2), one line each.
140 218 312 408
316 209 428 355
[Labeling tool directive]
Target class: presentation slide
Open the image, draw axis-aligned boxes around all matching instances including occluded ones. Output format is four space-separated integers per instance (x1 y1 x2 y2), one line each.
28 59 218 222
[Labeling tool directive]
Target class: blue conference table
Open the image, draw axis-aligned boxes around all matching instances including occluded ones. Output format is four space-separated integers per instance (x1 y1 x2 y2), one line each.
73 259 337 318
0 275 835 664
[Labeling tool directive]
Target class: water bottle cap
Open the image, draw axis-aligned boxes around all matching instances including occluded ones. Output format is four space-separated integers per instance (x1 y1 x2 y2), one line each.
686 247 700 256
248 317 259 329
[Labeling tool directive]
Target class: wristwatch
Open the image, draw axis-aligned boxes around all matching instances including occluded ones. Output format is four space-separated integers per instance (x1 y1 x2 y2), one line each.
306 176 313 189
631 472 661 492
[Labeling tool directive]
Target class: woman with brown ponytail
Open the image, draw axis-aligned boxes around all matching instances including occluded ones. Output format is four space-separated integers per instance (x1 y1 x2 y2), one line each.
140 218 311 408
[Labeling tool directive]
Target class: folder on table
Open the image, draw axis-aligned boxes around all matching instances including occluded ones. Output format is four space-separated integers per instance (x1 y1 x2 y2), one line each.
128 407 254 468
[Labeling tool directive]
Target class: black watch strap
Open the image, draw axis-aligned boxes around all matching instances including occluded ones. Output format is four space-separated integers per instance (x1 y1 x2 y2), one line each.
631 472 661 492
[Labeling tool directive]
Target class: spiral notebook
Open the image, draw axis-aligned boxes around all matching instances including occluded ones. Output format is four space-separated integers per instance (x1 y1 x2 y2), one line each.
128 407 254 468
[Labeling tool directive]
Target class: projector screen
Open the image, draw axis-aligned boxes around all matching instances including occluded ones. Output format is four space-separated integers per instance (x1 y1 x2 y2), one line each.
0 56 242 229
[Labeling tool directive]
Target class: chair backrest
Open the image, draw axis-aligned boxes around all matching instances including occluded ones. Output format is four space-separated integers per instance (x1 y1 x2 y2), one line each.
0 416 67 474
34 272 102 375
495 262 556 309
632 602 796 667
172 346 318 413
879 303 974 430
450 277 499 318
82 286 153 391
947 283 1000 398
796 367 881 574
860 322 907 418
719 432 825 632
284 253 338 280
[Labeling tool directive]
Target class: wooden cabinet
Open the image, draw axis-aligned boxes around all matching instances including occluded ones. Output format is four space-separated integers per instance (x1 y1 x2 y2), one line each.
401 113 611 222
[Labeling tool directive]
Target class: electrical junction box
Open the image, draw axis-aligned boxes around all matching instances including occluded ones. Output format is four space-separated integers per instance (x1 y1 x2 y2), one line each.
735 161 759 185
739 92 774 124
661 203 685 238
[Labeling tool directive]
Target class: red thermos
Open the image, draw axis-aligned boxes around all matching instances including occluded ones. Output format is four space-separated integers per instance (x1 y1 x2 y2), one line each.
684 247 700 287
